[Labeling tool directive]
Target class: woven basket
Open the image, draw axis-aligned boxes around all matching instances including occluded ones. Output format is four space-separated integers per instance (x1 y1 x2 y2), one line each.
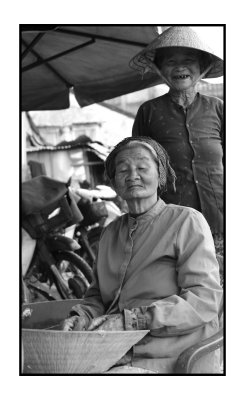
21 300 148 374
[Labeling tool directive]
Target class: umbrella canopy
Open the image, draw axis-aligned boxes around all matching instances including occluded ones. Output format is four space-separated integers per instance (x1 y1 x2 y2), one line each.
21 25 164 111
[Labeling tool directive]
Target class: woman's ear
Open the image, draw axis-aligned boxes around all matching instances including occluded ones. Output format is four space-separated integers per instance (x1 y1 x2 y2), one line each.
110 178 116 191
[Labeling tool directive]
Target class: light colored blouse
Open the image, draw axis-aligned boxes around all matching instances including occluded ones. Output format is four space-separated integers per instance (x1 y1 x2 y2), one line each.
71 199 222 373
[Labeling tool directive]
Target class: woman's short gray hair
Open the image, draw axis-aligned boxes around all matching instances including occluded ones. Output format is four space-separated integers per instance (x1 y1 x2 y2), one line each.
105 136 176 194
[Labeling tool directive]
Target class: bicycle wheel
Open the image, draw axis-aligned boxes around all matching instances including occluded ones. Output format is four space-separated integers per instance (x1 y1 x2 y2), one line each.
54 251 93 299
67 275 87 299
78 227 102 267
55 251 94 284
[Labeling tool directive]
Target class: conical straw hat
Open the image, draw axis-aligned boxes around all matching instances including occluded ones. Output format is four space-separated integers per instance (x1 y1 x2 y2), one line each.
22 300 149 374
22 329 149 374
130 26 223 78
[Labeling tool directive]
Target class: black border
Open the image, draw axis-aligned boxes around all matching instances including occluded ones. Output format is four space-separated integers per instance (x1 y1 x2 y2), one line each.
20 23 225 377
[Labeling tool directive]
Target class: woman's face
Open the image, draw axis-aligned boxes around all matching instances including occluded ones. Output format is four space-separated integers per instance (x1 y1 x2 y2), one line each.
159 48 201 90
113 145 160 204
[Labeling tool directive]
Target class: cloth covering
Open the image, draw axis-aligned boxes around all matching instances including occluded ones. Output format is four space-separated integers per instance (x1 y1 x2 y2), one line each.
22 176 83 238
132 92 223 235
105 136 176 194
22 176 68 216
70 199 222 373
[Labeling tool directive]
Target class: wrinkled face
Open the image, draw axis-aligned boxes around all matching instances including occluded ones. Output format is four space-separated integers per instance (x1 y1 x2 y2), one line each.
159 48 201 90
113 145 160 203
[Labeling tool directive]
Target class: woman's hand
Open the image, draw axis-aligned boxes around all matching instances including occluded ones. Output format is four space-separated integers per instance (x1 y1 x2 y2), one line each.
61 315 89 331
88 314 125 331
61 313 125 331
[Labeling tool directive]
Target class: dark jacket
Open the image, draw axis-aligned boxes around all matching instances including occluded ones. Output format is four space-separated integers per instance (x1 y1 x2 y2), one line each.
132 92 223 234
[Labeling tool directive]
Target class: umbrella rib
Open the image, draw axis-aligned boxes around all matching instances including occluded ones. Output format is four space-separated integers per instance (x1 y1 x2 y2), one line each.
21 33 46 60
22 38 95 73
22 38 71 87
55 27 148 47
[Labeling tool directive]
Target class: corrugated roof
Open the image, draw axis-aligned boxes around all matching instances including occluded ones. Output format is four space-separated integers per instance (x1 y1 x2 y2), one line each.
26 137 110 161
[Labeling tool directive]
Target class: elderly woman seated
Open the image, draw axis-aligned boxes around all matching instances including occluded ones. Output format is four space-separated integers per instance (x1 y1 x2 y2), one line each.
62 136 222 374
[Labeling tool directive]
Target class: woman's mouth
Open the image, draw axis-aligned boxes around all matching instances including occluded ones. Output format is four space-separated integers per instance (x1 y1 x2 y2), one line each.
127 184 143 189
173 74 190 80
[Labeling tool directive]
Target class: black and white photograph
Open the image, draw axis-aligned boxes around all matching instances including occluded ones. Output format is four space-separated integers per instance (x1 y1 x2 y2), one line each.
20 24 225 378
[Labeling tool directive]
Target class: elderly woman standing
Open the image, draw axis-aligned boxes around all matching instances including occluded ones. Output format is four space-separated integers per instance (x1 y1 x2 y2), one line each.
62 136 222 374
131 26 224 258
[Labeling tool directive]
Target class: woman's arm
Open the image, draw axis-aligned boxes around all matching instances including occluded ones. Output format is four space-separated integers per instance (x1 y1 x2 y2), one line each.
123 211 222 336
132 105 148 137
68 257 106 320
219 100 224 154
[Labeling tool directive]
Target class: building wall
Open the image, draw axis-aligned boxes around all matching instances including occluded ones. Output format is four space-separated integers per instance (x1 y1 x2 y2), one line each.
26 149 101 188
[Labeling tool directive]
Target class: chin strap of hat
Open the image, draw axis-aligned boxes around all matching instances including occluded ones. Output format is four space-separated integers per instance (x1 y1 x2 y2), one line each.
192 62 215 86
147 59 172 87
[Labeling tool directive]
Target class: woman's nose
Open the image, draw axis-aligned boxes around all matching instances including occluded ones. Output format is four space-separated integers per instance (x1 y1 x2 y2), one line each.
175 62 186 69
126 167 140 180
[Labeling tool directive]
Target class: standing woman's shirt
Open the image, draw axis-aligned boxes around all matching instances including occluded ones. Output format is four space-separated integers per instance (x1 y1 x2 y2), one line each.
132 92 223 234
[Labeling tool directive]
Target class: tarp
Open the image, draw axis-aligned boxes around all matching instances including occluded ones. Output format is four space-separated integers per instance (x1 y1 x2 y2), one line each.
21 25 163 111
